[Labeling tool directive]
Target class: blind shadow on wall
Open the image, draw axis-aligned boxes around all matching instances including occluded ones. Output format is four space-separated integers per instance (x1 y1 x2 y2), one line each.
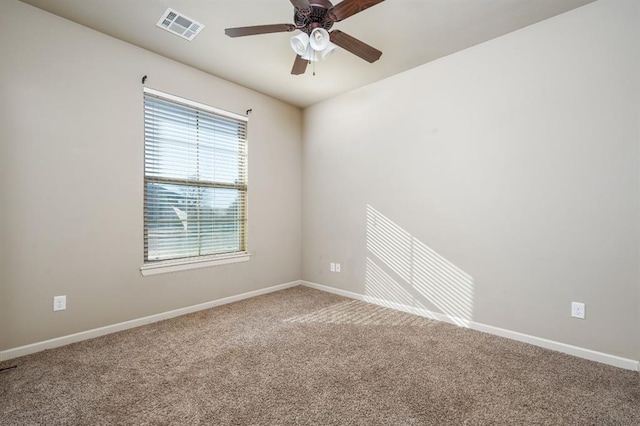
365 205 474 327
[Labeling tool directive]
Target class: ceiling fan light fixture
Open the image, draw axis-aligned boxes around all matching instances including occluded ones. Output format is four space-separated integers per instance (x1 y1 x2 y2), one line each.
294 28 334 62
309 28 330 51
290 32 310 56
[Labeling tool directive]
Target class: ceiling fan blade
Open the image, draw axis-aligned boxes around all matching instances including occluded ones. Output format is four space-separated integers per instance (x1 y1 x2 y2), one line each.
291 55 308 75
329 0 385 22
290 0 312 13
330 30 382 63
225 24 296 37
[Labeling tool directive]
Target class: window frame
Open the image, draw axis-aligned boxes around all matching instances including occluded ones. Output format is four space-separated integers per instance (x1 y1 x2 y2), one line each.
140 88 250 276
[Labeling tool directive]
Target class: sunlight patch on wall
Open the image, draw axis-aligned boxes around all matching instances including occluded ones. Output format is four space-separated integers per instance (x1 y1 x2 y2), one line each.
366 205 474 327
366 206 413 283
365 257 421 308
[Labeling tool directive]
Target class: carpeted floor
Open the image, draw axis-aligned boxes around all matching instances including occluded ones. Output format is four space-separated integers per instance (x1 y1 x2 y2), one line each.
1 286 639 425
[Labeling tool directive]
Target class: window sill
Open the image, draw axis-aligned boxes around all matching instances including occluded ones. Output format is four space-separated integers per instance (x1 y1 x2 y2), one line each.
140 253 251 276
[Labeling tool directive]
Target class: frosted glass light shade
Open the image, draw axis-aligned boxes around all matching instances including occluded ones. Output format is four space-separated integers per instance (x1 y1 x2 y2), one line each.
320 42 337 60
290 32 310 56
309 28 330 51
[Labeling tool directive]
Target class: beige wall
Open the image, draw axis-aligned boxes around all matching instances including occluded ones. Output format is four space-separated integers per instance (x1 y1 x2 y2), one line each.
0 1 302 351
302 0 640 359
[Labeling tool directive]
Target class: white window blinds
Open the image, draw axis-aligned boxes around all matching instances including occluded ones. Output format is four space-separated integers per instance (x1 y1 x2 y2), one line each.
143 89 248 264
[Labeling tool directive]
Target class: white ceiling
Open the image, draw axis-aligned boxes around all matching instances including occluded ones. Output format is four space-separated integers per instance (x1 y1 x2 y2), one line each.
20 0 594 108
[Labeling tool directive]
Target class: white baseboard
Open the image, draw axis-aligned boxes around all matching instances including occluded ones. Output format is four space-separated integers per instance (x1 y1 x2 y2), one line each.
301 281 640 372
4 279 638 372
0 280 301 362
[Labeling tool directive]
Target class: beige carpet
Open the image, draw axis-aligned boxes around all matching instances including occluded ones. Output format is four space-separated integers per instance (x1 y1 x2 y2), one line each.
1 286 639 425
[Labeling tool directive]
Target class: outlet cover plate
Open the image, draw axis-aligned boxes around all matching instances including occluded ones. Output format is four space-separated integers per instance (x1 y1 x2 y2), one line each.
571 301 585 319
54 295 66 311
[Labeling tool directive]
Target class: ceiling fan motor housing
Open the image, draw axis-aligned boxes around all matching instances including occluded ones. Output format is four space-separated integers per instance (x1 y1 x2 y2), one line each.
294 0 334 34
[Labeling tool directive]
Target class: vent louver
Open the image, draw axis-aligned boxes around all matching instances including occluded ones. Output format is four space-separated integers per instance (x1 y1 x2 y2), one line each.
156 8 204 41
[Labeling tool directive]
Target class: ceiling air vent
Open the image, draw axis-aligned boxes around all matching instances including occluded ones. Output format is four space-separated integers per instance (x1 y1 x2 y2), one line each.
156 8 204 41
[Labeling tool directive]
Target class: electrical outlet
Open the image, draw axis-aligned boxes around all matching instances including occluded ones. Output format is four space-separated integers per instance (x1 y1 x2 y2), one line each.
330 263 335 272
53 295 66 311
571 302 585 319
335 263 341 273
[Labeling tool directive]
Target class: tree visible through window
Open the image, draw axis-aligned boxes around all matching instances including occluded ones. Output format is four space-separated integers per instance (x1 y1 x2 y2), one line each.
143 89 248 263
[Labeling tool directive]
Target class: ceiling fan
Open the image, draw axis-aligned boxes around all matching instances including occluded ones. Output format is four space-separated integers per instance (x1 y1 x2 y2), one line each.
225 0 385 75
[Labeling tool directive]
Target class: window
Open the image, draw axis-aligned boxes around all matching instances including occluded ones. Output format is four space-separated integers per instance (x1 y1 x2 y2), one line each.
141 88 248 274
